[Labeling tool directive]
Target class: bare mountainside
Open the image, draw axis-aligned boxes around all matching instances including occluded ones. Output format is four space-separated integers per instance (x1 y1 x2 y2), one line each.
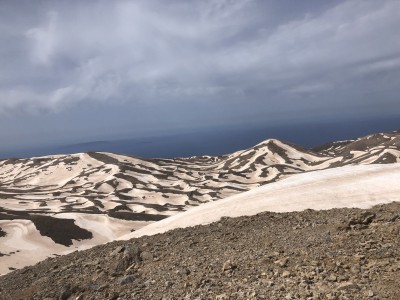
0 130 399 274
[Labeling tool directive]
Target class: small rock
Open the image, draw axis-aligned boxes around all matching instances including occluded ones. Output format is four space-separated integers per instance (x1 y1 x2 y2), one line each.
60 284 75 300
108 292 119 300
222 260 236 272
362 212 375 225
265 280 274 287
267 251 280 258
337 281 360 291
215 294 228 300
282 270 291 277
110 246 125 256
87 282 102 291
353 254 365 263
274 258 288 267
114 244 142 273
326 293 337 300
366 290 374 297
124 244 142 263
285 293 293 300
336 223 350 231
140 251 153 261
327 274 337 282
117 275 136 285
350 264 361 274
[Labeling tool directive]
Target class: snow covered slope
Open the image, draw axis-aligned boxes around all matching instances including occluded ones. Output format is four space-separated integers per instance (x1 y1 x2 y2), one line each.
123 163 400 239
0 130 399 274
1 132 399 221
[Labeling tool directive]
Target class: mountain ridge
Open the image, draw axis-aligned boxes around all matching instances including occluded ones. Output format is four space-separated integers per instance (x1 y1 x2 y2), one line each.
0 129 399 274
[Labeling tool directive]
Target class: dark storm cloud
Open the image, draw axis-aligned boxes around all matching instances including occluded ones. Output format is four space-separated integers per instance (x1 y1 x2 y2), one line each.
0 0 399 132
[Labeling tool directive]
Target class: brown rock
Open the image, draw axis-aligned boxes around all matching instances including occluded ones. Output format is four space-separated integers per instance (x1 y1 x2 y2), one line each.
337 281 360 291
274 258 288 267
222 260 236 272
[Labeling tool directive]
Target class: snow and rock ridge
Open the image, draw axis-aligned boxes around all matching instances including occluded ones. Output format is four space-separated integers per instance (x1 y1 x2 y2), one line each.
0 130 399 274
123 163 400 239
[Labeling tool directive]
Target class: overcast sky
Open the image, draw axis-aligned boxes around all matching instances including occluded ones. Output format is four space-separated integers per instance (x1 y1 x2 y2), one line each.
0 0 400 152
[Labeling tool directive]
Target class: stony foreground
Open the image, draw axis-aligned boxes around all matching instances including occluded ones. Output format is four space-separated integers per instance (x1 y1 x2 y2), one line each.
1 202 400 300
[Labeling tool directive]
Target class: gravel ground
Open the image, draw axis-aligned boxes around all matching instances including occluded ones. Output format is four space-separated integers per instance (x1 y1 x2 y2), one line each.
1 202 400 300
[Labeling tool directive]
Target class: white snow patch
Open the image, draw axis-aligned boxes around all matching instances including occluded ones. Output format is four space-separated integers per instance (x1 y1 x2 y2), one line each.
122 163 400 240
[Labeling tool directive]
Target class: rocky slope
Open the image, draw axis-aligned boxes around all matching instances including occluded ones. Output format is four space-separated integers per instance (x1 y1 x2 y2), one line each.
0 130 399 274
1 202 400 300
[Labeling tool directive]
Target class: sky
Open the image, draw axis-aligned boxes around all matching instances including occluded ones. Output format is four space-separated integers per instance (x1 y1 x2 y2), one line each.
0 0 400 157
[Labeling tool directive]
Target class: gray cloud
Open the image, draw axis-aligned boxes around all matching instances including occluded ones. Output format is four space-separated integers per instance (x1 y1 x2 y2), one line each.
0 0 399 148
